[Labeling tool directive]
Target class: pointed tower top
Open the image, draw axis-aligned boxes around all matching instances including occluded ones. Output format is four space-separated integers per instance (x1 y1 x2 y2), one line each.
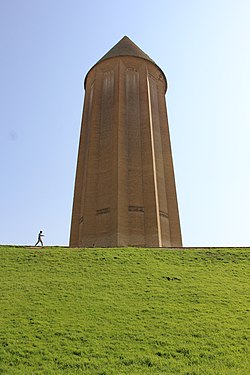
84 36 167 90
97 36 156 65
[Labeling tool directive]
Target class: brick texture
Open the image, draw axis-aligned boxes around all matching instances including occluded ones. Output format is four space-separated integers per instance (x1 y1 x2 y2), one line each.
70 38 182 247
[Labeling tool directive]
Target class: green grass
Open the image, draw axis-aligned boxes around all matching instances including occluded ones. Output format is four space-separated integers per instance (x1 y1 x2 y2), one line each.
0 246 249 374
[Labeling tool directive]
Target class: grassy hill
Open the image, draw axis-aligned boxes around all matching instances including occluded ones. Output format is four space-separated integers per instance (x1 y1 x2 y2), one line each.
0 246 249 374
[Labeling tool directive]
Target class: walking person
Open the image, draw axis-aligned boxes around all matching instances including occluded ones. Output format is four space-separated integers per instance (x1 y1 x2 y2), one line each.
35 230 44 247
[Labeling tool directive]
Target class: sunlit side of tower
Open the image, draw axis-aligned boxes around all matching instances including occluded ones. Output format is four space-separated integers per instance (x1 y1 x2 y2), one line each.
70 36 182 247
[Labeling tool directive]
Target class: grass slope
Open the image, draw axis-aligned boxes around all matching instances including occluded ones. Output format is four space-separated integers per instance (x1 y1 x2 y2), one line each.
0 246 249 374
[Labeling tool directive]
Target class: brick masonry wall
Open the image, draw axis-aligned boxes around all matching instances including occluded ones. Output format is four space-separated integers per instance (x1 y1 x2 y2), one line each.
70 56 182 247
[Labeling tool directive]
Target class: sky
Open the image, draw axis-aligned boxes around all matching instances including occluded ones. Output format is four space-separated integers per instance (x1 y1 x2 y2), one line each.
1 0 250 247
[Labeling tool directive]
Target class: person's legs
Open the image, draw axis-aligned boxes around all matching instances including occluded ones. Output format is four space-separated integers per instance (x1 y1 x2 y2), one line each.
40 239 44 247
35 241 39 246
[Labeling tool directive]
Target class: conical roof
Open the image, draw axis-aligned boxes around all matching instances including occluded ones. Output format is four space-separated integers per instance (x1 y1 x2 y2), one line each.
97 36 156 65
84 36 166 89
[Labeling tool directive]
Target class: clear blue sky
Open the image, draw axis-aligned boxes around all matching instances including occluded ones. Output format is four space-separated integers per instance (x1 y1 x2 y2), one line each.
1 0 250 246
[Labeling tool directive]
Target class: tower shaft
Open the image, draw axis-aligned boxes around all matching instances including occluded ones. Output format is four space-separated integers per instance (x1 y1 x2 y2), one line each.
70 39 182 247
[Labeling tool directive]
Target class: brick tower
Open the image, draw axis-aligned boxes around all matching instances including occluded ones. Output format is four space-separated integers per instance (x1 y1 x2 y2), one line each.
70 36 182 247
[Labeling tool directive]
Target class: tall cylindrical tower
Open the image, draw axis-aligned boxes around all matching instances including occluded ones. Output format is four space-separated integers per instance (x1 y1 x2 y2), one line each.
70 36 182 247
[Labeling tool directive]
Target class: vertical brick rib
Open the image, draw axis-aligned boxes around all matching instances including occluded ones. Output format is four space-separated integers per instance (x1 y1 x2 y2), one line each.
146 70 162 247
